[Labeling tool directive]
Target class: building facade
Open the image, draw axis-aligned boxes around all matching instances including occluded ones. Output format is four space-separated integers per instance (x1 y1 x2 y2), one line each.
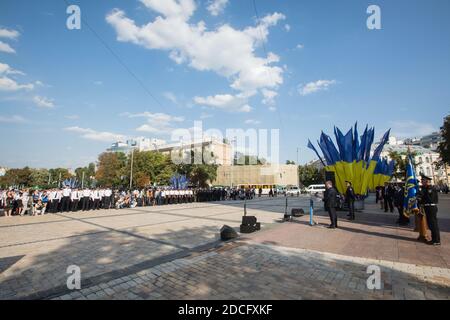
377 143 448 185
214 165 299 187
108 137 233 166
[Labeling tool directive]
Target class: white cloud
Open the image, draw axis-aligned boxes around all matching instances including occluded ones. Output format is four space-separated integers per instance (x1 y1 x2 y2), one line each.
194 93 252 113
33 95 55 108
389 120 437 138
0 62 34 91
65 126 126 142
0 76 34 91
0 41 15 54
261 89 278 106
0 114 26 124
93 81 103 85
163 91 178 104
121 111 185 135
298 79 336 96
0 28 20 39
296 44 304 50
122 111 184 123
284 24 291 32
64 115 80 120
207 0 229 16
0 62 24 75
244 119 260 125
106 0 285 107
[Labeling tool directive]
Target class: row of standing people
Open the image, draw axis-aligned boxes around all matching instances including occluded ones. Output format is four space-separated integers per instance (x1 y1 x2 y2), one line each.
0 186 255 217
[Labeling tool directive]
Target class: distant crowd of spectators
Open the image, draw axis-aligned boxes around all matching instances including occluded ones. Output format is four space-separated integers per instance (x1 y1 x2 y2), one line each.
0 186 258 217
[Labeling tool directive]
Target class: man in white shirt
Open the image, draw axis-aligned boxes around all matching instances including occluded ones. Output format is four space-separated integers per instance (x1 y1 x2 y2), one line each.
70 188 79 212
81 188 91 211
51 189 62 213
104 188 112 209
61 186 72 212
91 189 101 210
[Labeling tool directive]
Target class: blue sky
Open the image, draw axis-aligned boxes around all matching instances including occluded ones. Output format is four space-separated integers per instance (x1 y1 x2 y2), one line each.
0 0 449 169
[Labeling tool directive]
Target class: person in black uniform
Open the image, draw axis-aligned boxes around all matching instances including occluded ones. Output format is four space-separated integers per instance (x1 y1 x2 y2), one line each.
324 181 338 229
393 184 408 225
345 181 356 220
419 175 441 246
383 182 395 213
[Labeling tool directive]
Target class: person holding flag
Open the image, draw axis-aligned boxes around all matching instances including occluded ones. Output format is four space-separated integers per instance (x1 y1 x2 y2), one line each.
419 175 441 246
403 153 429 243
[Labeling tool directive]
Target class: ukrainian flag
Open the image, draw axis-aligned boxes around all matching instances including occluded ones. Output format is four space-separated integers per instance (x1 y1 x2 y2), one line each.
370 158 395 190
403 155 420 218
307 124 391 195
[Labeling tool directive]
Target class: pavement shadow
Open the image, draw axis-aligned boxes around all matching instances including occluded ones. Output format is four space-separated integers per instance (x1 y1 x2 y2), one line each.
0 221 227 300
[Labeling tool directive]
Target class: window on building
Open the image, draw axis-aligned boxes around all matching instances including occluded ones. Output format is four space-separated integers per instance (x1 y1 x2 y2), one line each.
425 157 430 163
426 167 431 176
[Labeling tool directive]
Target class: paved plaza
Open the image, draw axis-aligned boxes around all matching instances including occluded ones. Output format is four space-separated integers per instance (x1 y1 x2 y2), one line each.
1 195 449 300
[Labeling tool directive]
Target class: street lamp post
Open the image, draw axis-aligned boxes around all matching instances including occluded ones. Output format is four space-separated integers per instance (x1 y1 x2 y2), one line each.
130 148 135 190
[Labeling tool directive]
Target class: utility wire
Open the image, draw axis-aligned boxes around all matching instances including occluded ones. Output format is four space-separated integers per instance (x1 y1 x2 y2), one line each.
251 0 285 131
63 0 164 109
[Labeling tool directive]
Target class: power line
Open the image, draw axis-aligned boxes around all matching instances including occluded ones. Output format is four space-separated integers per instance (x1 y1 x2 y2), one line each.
63 0 164 109
251 0 285 130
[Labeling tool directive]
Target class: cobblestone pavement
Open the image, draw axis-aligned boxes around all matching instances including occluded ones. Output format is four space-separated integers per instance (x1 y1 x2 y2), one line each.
0 197 303 299
1 195 450 300
53 242 450 300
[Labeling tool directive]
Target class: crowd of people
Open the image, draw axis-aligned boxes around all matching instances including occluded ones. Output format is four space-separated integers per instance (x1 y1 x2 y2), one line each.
0 186 259 217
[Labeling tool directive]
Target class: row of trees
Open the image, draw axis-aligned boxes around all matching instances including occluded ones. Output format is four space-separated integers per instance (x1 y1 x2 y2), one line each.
0 150 218 189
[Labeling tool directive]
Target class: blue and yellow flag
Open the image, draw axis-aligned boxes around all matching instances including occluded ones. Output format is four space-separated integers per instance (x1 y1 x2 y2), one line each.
404 155 420 217
307 124 390 195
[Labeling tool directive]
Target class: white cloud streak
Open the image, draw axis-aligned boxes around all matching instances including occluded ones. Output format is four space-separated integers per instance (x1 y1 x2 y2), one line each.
0 28 20 39
33 95 55 108
298 80 336 96
0 41 15 54
65 127 126 142
207 0 229 16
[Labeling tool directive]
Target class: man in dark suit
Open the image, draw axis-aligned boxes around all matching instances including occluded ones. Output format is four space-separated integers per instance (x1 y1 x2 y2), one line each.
324 180 338 229
345 181 356 220
383 182 395 213
393 184 408 225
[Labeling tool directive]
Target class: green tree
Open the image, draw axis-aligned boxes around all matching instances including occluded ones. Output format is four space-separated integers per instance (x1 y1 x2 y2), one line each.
286 160 296 165
96 152 127 187
437 114 450 167
2 167 33 187
75 162 96 188
128 150 175 188
30 168 50 188
48 168 72 187
388 150 419 180
298 164 325 187
175 149 218 188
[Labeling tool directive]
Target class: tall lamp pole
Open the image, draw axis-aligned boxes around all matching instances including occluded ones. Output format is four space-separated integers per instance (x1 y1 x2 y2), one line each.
130 148 135 190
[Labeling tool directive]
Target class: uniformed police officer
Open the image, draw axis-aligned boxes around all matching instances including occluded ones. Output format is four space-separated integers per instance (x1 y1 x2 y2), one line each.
419 175 441 246
345 181 356 220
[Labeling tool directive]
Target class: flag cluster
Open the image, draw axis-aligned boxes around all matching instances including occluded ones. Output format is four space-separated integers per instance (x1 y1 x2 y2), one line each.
307 123 391 195
170 174 189 190
369 157 396 190
403 155 420 217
